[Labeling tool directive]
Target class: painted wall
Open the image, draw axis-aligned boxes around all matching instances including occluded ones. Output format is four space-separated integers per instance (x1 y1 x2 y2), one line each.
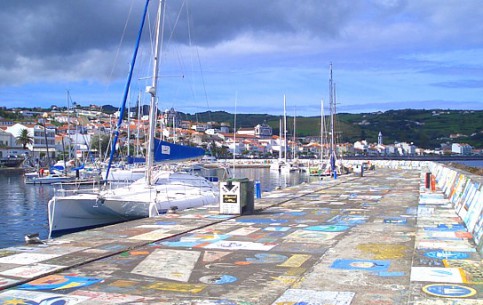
427 162 483 254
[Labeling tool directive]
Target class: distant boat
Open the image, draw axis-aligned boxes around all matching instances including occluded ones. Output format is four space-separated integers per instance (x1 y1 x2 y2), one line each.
0 155 24 168
25 173 75 185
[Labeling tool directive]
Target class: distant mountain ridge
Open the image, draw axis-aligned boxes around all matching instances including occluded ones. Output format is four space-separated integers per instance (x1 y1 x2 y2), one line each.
2 107 481 149
176 109 482 149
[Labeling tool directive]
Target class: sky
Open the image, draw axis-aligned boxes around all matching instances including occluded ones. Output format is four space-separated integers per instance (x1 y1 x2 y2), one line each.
0 0 482 116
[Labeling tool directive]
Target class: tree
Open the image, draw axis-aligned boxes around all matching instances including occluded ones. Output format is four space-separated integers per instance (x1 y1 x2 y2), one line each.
90 134 111 156
16 128 33 149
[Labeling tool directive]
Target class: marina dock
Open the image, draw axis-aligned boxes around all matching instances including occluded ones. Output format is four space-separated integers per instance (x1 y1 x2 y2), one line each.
0 166 481 304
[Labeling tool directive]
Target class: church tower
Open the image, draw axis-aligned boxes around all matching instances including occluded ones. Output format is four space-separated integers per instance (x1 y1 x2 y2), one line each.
378 132 383 146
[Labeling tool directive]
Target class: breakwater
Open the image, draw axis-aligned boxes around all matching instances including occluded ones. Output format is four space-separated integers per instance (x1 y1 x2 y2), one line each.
427 161 483 253
356 159 482 254
0 164 481 303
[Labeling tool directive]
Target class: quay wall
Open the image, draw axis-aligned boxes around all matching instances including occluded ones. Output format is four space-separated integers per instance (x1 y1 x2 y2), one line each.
427 161 483 253
348 159 482 253
213 158 481 251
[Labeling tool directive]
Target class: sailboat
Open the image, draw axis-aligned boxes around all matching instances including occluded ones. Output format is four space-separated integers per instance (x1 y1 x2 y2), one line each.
270 117 284 171
308 99 330 176
308 64 343 177
271 95 297 173
47 0 219 235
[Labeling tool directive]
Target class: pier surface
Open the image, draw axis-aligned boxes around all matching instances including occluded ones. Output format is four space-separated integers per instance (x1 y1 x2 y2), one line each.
0 168 481 304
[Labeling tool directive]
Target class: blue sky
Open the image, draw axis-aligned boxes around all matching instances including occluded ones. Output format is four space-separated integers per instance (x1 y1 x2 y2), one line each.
0 0 482 116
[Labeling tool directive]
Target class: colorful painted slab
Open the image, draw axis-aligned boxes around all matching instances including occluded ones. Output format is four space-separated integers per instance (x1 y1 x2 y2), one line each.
330 259 390 272
203 240 276 251
442 259 483 283
272 289 355 305
0 289 89 304
0 263 64 278
228 226 260 236
71 290 154 303
0 276 19 289
422 284 477 298
283 230 342 244
0 253 60 264
413 300 481 305
244 253 288 264
18 275 102 291
199 274 237 284
423 250 470 260
304 225 349 232
131 249 200 282
277 254 311 268
410 267 464 283
128 229 171 241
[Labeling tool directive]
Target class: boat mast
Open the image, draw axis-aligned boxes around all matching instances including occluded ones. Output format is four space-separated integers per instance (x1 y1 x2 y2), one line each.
283 94 287 162
104 0 151 181
278 118 282 160
293 110 296 160
146 0 165 185
329 63 336 173
320 98 325 163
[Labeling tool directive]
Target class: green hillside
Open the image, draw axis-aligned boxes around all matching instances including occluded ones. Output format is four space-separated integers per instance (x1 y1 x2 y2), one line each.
181 109 483 149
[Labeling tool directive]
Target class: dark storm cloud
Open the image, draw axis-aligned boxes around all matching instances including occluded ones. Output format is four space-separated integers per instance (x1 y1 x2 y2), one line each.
165 0 355 45
1 0 483 113
0 0 363 86
0 1 137 58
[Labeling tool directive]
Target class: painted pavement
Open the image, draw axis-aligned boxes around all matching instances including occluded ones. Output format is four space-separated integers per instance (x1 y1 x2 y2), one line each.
0 167 480 304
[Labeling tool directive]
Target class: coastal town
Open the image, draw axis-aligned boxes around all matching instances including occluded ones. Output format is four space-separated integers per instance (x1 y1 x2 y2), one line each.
0 105 479 166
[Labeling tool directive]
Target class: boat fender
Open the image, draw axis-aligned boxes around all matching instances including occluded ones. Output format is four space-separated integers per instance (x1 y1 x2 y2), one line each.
168 206 178 214
96 196 105 206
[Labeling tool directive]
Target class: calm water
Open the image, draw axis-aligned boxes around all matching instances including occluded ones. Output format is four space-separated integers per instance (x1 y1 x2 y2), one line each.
0 168 320 248
0 169 54 249
454 160 483 168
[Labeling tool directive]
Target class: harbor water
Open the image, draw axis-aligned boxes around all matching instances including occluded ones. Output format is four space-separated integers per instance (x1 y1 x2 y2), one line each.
0 167 321 248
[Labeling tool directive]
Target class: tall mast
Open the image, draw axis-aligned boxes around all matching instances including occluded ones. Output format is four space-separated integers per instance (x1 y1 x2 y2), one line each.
104 0 150 181
283 94 287 162
293 108 296 159
320 98 324 163
329 63 336 172
146 0 165 185
278 118 282 160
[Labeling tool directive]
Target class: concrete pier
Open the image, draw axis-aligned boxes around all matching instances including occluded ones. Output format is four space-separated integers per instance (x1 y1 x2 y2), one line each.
0 167 481 304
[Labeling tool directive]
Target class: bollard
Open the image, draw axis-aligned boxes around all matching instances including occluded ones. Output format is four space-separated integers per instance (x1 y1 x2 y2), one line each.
254 180 262 199
425 172 431 189
430 175 436 192
360 165 364 177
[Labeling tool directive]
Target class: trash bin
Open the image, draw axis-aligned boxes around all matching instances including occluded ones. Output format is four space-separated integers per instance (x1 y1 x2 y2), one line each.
219 178 254 215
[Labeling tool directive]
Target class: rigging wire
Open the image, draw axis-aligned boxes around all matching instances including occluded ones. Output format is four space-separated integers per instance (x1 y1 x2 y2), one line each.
105 0 136 101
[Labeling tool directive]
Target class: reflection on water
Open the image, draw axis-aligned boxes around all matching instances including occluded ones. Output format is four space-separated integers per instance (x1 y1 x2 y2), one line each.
232 168 322 192
0 170 53 248
0 167 320 248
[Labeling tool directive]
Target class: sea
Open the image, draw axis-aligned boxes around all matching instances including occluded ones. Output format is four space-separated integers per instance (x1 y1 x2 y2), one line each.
0 167 323 249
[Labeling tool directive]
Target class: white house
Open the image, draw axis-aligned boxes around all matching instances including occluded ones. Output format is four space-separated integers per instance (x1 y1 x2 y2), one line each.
6 123 56 161
0 129 25 158
354 140 368 153
452 143 472 155
254 122 273 138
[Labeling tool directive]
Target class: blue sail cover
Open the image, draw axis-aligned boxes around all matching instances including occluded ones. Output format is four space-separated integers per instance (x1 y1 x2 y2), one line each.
154 139 205 162
126 156 146 164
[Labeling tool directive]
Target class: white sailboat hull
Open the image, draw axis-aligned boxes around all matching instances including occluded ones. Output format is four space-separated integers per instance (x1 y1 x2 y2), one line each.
48 171 219 233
